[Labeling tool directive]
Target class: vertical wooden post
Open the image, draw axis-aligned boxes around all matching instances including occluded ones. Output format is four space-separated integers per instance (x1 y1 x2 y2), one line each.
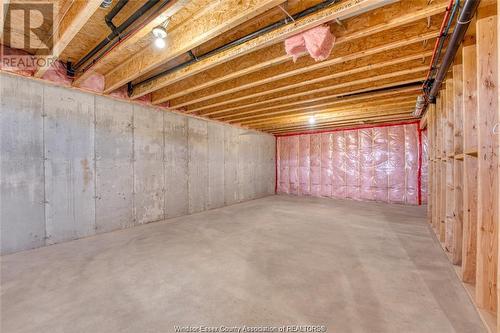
462 42 479 284
439 92 447 242
476 15 498 314
453 64 464 265
445 79 455 254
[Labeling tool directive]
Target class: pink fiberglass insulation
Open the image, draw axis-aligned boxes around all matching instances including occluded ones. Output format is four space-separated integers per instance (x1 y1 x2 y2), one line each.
298 135 311 196
1 44 35 76
373 127 389 202
303 25 335 61
79 73 105 92
405 124 419 205
278 136 290 194
289 136 300 195
41 61 72 86
321 133 334 197
284 34 307 62
332 131 346 198
421 129 429 204
388 125 405 204
310 134 322 196
1 44 70 85
359 128 373 201
277 122 424 205
345 130 360 200
285 25 335 62
1 45 174 111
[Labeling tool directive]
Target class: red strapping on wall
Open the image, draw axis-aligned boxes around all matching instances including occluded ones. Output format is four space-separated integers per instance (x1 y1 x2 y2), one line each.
274 121 427 205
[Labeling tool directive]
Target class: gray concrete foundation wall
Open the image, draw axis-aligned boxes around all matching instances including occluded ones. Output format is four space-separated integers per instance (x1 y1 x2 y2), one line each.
0 73 276 254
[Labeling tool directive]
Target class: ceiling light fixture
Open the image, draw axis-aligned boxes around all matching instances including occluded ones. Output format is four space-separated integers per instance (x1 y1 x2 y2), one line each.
152 23 168 49
154 37 166 49
308 115 316 125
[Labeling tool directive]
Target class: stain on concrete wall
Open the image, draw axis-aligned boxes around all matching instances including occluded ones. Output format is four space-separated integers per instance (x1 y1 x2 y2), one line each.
0 73 276 254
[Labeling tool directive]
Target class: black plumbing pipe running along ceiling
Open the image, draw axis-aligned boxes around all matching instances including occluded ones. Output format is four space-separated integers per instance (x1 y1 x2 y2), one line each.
133 0 340 89
74 0 170 71
105 0 129 31
428 0 480 101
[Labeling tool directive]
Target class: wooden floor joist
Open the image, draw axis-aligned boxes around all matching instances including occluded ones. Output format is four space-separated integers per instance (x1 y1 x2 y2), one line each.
234 95 419 125
34 0 102 78
171 21 443 110
132 0 429 100
189 67 428 115
240 99 417 127
212 85 421 121
145 1 449 103
102 0 286 93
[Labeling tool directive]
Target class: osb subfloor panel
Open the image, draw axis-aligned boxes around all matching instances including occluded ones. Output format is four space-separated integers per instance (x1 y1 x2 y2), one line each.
1 195 486 333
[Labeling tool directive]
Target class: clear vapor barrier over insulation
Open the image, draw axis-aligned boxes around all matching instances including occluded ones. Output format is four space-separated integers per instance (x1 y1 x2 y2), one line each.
277 123 428 205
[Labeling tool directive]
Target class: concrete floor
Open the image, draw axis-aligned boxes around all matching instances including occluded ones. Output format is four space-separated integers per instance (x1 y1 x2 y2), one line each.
1 195 485 333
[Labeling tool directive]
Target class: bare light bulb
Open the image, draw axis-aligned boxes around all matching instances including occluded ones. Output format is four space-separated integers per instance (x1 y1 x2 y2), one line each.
154 37 166 49
308 115 316 125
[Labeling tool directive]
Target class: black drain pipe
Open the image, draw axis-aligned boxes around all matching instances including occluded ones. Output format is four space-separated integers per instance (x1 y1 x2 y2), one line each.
105 0 129 31
133 0 340 88
428 0 480 102
74 0 163 71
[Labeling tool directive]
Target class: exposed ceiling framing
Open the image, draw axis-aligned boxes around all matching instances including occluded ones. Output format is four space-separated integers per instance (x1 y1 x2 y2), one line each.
3 0 453 134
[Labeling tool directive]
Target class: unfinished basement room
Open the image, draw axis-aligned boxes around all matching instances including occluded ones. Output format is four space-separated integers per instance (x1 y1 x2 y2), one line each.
1 0 499 332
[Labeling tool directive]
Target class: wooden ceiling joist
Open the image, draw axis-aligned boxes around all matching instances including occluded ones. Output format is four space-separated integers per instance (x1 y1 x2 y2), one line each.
256 107 415 131
102 0 286 93
131 0 399 99
268 113 416 134
34 0 102 78
201 77 425 118
212 85 421 121
72 0 190 87
149 0 449 105
237 96 418 125
178 46 434 112
179 25 441 112
187 65 427 116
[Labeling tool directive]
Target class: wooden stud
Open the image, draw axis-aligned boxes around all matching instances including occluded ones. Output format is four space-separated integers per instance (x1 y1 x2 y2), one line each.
476 15 498 314
462 43 478 284
452 64 464 266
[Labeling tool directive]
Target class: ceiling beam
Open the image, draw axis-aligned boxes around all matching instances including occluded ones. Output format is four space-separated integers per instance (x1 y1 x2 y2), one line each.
150 1 448 104
34 0 102 78
251 103 415 129
176 46 433 111
132 0 397 99
267 113 415 134
212 85 421 120
102 0 286 93
73 0 190 87
201 77 425 117
181 23 441 112
170 43 434 109
188 65 428 115
238 96 418 125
